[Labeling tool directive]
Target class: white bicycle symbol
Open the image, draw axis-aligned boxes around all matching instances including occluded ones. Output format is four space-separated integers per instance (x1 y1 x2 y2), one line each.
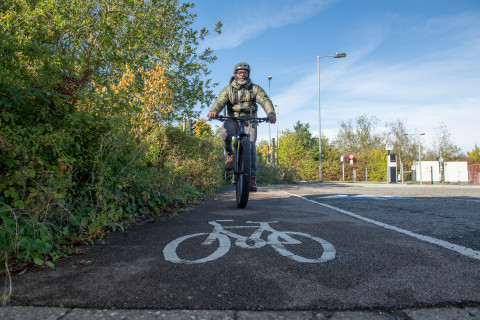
163 220 336 264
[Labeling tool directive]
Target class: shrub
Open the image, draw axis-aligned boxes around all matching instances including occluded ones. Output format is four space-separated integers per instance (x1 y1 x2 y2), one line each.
0 85 224 271
256 163 298 185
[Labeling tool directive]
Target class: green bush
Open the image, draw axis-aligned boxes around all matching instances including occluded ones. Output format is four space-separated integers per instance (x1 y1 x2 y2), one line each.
256 163 298 185
256 148 298 184
0 85 224 270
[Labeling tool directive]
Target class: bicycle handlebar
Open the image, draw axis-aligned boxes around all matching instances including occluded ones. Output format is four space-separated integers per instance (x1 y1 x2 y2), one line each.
216 115 269 123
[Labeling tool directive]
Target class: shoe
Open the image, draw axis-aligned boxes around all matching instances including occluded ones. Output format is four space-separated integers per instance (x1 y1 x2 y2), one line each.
250 178 257 192
225 155 234 171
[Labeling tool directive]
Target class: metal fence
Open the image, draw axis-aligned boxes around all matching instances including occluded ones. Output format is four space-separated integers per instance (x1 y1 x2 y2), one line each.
468 164 480 184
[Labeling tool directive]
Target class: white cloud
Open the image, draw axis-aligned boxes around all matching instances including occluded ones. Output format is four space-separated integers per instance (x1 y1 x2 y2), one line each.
202 0 336 51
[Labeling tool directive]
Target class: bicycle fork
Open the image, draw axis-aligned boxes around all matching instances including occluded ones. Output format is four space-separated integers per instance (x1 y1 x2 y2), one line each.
233 132 250 175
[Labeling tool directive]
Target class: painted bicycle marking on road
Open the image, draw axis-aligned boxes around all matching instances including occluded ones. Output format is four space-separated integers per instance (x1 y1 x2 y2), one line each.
163 220 336 264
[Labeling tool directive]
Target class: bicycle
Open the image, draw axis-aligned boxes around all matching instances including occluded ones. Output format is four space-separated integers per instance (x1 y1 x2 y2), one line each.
216 115 268 208
163 220 336 264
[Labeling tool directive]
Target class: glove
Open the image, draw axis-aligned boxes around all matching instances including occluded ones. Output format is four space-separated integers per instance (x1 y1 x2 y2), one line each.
267 113 276 124
208 111 218 119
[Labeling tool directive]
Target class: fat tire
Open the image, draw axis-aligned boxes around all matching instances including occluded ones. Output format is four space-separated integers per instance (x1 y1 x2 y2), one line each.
236 137 251 208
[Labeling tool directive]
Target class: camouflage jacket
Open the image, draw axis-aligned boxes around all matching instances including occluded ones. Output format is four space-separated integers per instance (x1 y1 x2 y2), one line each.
209 77 275 117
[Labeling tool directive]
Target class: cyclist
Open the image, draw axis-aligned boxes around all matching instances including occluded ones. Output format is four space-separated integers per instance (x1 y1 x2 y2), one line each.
208 62 276 192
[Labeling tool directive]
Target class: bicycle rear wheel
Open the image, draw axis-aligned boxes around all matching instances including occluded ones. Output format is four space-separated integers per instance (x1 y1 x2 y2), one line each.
235 137 251 208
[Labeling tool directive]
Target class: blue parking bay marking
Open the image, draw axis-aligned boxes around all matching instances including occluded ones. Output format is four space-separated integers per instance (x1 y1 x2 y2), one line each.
332 194 419 200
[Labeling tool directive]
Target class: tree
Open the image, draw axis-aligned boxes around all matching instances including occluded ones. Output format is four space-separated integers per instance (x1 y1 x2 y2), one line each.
335 115 384 154
293 121 317 152
193 118 213 137
428 123 463 160
385 119 407 159
467 144 480 163
385 119 421 176
1 0 221 120
356 149 388 181
256 139 270 164
278 121 343 181
322 139 342 181
278 131 317 181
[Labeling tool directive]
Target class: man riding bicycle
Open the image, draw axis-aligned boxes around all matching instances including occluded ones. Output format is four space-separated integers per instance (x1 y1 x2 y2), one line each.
208 62 276 192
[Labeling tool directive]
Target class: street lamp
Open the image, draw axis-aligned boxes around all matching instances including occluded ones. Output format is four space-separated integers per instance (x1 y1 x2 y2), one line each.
268 76 273 165
406 133 425 184
317 53 346 182
276 104 279 166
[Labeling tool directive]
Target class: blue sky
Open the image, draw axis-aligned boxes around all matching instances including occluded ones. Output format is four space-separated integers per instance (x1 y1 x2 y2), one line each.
191 0 480 153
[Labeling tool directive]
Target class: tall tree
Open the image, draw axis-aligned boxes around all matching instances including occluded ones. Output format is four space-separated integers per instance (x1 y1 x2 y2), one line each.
335 114 384 154
293 121 317 152
385 118 420 173
428 123 463 160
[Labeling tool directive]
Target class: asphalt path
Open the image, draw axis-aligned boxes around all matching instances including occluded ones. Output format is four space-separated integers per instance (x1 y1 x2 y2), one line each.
8 183 480 313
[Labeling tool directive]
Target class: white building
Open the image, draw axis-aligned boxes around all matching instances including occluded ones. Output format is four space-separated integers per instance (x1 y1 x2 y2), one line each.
414 161 441 183
444 162 468 183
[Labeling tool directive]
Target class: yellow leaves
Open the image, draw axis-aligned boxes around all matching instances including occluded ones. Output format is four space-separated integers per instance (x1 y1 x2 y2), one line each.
193 118 213 137
138 64 172 114
111 65 135 93
88 63 173 139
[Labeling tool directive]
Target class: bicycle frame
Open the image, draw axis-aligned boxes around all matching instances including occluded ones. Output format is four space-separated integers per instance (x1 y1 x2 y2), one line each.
201 220 302 248
233 122 249 175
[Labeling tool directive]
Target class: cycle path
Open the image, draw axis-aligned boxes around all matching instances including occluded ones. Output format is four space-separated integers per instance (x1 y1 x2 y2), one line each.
7 184 480 313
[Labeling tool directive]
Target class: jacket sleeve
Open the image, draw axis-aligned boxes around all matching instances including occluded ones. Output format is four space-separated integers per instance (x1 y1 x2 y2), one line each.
254 85 275 115
209 86 231 114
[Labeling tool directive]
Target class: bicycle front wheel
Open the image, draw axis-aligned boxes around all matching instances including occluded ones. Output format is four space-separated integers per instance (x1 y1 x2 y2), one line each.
236 136 251 208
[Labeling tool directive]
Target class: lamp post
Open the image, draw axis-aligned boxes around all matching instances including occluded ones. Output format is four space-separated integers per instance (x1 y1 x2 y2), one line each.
317 53 346 182
268 76 272 165
276 104 279 166
406 133 425 184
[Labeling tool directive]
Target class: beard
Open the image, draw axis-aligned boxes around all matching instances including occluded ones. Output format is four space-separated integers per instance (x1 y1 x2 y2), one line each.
235 76 248 85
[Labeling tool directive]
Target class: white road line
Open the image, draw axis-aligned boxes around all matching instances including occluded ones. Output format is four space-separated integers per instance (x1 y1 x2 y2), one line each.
281 190 480 261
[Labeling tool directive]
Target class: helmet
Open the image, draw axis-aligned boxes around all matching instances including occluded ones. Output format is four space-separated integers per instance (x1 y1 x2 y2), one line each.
233 62 250 74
